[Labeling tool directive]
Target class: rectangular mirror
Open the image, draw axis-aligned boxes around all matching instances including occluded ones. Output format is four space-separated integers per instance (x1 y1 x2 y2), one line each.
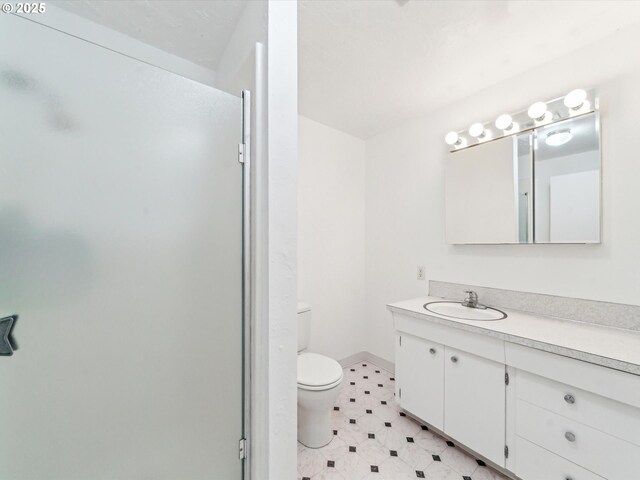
534 113 601 243
445 112 600 245
445 133 532 244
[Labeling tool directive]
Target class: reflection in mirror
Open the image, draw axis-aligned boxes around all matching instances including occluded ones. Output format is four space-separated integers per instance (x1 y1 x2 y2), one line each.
534 113 601 243
445 133 532 244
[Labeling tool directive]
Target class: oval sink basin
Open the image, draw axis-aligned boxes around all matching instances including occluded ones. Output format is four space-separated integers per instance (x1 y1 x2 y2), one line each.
423 301 507 321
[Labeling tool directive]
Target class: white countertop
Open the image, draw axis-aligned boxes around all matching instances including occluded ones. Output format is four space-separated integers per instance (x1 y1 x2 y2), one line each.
387 296 640 376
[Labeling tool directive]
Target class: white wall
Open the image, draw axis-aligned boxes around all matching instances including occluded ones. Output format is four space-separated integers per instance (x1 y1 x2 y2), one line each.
215 1 267 94
266 2 299 479
365 24 640 364
298 116 366 361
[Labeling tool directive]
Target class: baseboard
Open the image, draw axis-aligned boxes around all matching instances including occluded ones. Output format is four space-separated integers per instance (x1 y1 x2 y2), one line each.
339 351 395 374
338 351 367 368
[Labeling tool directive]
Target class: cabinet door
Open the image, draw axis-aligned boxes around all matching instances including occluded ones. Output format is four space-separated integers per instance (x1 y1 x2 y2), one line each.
396 333 444 430
444 346 506 466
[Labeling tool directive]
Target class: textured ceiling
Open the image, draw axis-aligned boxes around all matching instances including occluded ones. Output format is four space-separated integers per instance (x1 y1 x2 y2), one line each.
298 0 640 138
52 0 247 70
50 1 640 139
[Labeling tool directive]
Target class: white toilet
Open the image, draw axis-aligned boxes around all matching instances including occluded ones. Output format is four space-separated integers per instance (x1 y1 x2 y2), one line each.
297 302 344 448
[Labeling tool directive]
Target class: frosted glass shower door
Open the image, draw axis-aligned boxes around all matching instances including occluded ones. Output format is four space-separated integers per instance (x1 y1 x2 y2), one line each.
0 14 244 480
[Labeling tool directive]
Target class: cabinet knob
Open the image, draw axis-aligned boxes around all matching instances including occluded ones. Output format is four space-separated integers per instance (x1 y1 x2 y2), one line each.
450 356 458 363
429 348 437 355
564 394 576 404
564 431 576 442
565 477 574 480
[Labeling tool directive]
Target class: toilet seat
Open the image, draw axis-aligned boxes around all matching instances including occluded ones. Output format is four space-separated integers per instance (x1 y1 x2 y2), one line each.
297 352 343 391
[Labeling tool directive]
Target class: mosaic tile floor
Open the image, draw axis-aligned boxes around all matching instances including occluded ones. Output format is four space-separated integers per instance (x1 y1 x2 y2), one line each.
297 361 510 480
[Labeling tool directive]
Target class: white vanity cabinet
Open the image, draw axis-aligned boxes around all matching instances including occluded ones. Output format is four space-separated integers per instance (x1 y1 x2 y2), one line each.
395 333 444 430
507 343 640 480
515 437 606 480
393 313 507 468
392 307 640 480
444 346 506 466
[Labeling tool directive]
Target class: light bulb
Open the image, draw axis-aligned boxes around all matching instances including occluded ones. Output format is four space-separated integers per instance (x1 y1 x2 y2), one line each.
445 131 460 145
564 89 587 108
468 123 486 138
495 114 513 131
527 102 548 121
564 89 587 110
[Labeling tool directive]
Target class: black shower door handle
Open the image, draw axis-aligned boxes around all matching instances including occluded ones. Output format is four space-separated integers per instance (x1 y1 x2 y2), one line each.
0 315 18 356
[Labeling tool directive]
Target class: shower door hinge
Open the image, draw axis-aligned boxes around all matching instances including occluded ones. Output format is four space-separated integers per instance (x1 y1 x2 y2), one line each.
238 438 247 460
238 143 245 164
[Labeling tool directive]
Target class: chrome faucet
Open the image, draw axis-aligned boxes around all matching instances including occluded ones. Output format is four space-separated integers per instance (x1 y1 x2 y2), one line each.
462 290 486 309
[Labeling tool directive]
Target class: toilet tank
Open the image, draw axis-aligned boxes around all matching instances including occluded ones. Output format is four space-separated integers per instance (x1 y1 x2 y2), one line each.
297 302 311 352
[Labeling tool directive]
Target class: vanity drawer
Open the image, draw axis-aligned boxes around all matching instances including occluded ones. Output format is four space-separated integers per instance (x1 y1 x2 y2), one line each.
517 370 640 445
515 436 605 480
516 400 640 479
505 343 640 409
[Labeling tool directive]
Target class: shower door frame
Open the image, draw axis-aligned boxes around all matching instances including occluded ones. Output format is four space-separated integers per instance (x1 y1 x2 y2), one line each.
241 89 252 480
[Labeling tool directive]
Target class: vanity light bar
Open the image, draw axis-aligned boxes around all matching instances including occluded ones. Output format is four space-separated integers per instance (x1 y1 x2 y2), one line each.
444 88 597 152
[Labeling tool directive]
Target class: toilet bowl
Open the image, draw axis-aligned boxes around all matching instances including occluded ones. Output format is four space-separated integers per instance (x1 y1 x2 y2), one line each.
297 303 344 448
297 352 344 447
